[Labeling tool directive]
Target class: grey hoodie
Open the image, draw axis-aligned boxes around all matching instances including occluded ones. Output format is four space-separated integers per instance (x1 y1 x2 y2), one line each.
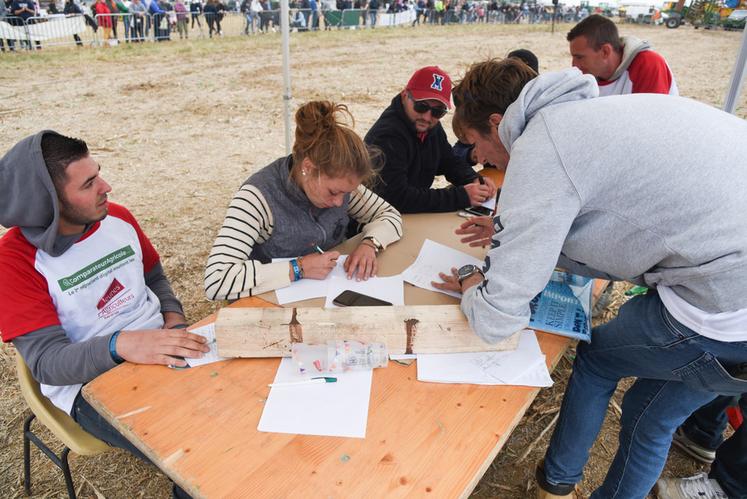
1 131 183 388
461 68 747 343
0 131 79 257
608 35 650 82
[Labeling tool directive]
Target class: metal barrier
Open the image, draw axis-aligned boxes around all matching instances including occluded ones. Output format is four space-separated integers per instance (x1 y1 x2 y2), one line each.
0 16 30 51
1 4 581 53
92 13 129 45
380 9 416 27
23 14 98 47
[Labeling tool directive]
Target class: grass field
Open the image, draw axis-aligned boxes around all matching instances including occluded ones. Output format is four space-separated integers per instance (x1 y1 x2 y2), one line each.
1 21 745 498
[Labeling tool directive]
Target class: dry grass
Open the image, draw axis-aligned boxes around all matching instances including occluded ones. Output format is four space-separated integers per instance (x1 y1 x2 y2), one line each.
1 22 744 498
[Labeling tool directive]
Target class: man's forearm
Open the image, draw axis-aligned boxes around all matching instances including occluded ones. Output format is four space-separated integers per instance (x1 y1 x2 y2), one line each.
13 326 116 386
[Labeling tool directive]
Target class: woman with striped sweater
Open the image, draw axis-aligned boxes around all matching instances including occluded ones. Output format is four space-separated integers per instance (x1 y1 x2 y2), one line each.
205 101 403 301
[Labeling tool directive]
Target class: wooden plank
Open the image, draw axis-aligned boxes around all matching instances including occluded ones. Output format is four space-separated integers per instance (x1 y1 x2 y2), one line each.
215 305 520 357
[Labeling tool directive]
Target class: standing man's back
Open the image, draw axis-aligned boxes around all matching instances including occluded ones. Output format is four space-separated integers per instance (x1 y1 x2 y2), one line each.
567 14 678 96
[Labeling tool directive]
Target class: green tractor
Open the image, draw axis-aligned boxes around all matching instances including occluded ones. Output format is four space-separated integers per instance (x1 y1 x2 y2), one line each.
663 0 722 28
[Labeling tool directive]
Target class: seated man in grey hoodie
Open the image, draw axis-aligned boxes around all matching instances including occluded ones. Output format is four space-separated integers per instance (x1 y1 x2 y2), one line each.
567 14 678 96
0 131 209 497
434 59 747 499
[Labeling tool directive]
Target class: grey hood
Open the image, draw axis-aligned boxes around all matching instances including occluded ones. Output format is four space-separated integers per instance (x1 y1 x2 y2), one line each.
0 130 79 256
498 68 598 153
608 36 651 82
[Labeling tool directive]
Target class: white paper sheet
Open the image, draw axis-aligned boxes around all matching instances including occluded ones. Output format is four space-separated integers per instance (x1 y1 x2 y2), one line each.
416 330 553 387
481 195 497 211
510 360 554 387
257 357 373 438
400 239 483 298
273 255 349 304
185 323 228 368
324 274 405 308
390 354 417 361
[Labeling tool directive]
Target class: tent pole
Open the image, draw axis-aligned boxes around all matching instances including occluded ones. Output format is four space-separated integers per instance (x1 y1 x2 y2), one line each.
723 24 747 115
281 0 292 154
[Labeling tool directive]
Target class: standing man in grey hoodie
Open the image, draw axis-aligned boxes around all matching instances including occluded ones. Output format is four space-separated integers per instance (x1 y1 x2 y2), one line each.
433 59 747 498
567 14 678 96
0 131 208 498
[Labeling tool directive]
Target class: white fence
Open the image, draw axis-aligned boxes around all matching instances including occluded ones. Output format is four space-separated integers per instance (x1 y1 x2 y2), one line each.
0 5 574 52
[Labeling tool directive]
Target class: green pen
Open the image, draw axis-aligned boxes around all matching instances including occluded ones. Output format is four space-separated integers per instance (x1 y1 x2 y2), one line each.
268 376 337 388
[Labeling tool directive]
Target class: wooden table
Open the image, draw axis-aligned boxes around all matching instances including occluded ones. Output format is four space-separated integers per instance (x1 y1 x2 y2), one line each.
84 168 602 498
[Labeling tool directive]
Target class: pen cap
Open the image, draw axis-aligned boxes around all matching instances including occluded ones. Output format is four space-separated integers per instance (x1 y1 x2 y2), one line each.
291 343 328 374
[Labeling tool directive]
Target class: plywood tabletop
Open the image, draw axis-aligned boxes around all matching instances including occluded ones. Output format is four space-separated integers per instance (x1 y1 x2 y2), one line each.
84 298 571 498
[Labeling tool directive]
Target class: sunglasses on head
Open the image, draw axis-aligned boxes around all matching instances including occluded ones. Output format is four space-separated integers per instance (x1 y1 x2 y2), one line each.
408 93 448 119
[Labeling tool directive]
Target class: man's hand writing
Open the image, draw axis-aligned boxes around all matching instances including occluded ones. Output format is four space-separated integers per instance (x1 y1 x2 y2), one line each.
464 181 493 206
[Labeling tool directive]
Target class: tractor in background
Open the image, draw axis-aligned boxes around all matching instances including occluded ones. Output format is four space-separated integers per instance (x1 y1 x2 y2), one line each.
663 0 745 28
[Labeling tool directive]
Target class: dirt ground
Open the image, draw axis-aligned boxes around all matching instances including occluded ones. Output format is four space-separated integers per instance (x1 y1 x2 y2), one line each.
1 22 745 498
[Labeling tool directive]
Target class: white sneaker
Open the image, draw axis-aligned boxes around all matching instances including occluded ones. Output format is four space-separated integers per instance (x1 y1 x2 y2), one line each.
655 472 728 499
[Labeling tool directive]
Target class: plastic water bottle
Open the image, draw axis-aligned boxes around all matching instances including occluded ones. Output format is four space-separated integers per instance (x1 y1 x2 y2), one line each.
291 340 388 374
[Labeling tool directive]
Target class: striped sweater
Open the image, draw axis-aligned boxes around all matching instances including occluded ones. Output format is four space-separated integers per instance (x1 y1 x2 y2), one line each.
205 165 402 301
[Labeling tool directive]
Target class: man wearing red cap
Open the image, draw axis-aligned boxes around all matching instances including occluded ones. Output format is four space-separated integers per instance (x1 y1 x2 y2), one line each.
365 66 496 213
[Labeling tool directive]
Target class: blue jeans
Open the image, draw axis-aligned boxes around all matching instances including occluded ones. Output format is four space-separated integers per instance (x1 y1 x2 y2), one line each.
542 291 747 499
244 12 255 33
682 395 747 497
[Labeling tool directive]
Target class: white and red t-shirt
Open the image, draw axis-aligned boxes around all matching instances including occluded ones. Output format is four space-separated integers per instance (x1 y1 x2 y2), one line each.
0 203 164 413
598 50 678 97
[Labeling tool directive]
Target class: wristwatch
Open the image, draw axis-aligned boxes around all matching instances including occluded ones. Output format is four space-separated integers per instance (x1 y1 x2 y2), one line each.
457 264 483 284
362 236 383 254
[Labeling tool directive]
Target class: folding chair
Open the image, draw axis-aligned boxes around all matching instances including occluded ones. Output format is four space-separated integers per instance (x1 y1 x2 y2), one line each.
15 353 111 499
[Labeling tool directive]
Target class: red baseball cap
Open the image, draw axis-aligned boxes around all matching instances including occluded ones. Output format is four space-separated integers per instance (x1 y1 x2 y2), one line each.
406 66 452 109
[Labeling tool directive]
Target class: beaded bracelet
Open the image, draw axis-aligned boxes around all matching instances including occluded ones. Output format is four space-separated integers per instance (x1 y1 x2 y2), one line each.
297 256 305 279
290 258 303 281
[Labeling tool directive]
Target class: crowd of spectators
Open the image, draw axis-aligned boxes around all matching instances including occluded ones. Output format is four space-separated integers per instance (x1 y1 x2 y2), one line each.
1 0 602 51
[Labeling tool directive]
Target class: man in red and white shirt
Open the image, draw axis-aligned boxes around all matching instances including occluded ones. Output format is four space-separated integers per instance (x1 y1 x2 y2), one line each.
567 14 678 97
0 131 208 497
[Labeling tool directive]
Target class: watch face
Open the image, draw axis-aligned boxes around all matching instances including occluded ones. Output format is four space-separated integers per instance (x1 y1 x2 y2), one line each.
458 264 478 280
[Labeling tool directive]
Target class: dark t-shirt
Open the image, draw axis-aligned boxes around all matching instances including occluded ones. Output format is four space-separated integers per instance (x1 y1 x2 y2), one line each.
12 0 35 20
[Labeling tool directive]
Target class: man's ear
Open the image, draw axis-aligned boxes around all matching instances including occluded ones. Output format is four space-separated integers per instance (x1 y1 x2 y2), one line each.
600 43 613 59
489 113 503 128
